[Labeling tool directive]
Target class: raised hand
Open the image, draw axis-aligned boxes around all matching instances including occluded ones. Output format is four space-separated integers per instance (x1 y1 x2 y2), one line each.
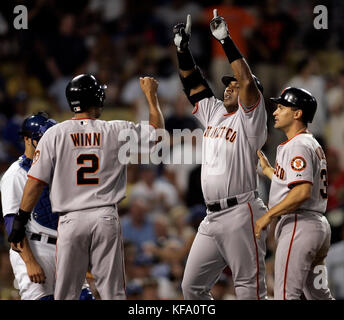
173 14 192 52
140 77 159 95
210 9 229 41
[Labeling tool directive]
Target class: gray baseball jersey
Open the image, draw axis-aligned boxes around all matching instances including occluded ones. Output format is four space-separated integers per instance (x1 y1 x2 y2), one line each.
182 93 268 300
269 132 333 300
269 133 327 214
28 117 155 299
193 93 267 202
29 118 154 213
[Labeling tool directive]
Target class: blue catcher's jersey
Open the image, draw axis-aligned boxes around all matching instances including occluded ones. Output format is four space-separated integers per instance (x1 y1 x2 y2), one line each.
19 155 58 230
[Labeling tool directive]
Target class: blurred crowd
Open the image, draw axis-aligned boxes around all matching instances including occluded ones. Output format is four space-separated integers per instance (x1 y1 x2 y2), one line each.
0 0 344 300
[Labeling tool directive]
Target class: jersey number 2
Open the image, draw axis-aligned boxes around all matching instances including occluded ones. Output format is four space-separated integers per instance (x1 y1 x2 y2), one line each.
320 169 328 199
77 154 99 185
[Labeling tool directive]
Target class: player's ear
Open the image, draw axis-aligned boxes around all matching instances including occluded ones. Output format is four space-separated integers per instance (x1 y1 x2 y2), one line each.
25 137 36 149
294 109 303 121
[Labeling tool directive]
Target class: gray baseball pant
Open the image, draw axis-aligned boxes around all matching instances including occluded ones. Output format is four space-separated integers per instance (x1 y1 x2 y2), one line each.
274 212 334 300
54 206 126 300
182 198 268 300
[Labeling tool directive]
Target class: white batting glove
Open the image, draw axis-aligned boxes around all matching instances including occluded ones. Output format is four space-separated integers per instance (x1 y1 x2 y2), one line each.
173 14 192 52
210 9 229 42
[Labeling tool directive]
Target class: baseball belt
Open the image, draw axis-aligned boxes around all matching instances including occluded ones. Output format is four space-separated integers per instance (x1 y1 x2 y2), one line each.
30 233 57 245
206 190 259 212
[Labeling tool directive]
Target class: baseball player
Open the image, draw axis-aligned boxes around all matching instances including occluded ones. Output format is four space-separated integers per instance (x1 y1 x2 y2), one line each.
173 10 268 299
255 87 334 300
8 74 164 300
0 112 93 300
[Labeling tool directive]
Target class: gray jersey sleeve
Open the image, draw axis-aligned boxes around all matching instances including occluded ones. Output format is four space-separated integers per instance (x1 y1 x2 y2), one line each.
238 92 267 149
192 97 224 128
28 131 54 184
285 143 314 188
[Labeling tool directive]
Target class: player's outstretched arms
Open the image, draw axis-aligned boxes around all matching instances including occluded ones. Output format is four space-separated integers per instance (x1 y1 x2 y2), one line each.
173 14 214 106
140 77 164 130
210 9 259 106
257 150 274 180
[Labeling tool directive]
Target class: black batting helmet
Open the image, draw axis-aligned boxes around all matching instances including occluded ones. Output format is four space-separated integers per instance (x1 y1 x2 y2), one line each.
65 74 107 113
221 74 264 93
19 112 57 143
270 87 317 123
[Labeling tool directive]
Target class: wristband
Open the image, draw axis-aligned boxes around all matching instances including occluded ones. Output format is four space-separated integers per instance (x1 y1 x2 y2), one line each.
221 37 243 64
177 47 196 71
18 208 31 222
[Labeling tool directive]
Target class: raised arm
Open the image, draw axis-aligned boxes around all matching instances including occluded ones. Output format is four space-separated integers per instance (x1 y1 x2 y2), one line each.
173 15 214 106
139 77 164 130
210 9 260 107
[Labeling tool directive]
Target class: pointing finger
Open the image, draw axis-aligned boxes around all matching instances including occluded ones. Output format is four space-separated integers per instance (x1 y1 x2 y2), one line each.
213 9 218 18
185 14 192 34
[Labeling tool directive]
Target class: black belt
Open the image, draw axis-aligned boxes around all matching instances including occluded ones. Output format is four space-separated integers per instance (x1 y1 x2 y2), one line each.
30 233 57 245
206 191 259 212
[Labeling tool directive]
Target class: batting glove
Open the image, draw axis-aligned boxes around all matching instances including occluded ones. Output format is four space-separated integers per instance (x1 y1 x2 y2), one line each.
210 9 230 42
173 14 192 52
8 209 30 244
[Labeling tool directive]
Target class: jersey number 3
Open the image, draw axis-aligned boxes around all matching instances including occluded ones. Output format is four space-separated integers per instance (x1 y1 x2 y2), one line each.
320 169 328 199
77 154 99 185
